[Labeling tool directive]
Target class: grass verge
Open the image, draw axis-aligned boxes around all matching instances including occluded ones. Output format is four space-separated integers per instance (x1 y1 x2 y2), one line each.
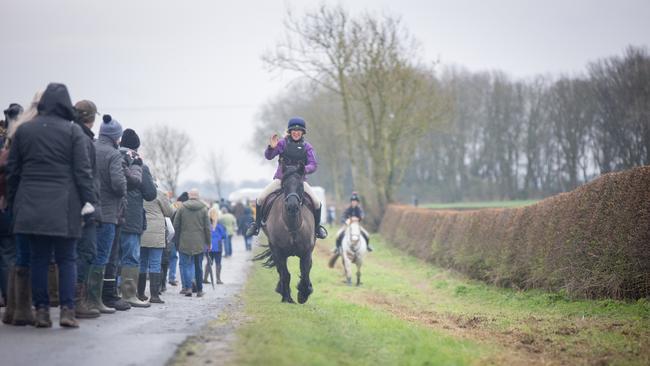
232 234 649 365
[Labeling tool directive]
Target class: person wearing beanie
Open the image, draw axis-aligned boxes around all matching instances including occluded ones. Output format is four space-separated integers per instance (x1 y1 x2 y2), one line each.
92 114 127 313
71 100 102 319
118 128 157 307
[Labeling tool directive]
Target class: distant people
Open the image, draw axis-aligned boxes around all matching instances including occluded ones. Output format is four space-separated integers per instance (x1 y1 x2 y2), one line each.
245 117 327 239
167 191 188 287
0 103 22 149
118 129 156 308
327 205 336 226
139 187 173 304
7 83 96 328
241 205 254 251
232 201 245 236
173 189 210 297
334 192 372 253
204 207 226 285
71 100 101 320
219 207 237 257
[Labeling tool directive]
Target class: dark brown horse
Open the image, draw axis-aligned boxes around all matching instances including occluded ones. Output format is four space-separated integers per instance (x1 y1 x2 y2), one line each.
254 164 315 304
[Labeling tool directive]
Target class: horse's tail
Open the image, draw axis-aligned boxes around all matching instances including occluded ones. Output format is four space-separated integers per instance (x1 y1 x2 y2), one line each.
328 252 340 268
253 245 276 268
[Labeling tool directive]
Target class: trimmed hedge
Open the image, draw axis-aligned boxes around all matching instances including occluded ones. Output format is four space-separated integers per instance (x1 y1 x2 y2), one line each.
379 166 650 299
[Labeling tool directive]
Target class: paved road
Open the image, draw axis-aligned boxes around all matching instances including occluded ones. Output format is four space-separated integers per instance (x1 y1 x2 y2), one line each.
0 236 253 366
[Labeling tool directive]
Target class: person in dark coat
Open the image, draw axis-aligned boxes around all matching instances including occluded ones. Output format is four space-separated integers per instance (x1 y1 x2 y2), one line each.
6 83 96 328
118 129 156 307
334 192 372 252
71 100 102 319
93 114 129 313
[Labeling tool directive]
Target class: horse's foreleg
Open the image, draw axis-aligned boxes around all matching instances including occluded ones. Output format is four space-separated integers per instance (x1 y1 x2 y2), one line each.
356 259 363 286
276 256 294 303
297 255 313 304
341 250 352 285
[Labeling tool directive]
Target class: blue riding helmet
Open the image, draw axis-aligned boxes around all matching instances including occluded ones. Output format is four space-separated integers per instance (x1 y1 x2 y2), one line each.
287 117 306 133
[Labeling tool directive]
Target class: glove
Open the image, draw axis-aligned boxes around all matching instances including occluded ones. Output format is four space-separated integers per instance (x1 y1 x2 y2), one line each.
132 156 143 166
81 202 95 216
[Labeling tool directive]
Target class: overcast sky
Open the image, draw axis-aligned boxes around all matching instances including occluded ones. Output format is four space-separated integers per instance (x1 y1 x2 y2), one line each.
1 0 648 186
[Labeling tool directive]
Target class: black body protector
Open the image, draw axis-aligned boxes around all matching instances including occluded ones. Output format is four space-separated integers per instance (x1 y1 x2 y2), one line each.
280 138 308 167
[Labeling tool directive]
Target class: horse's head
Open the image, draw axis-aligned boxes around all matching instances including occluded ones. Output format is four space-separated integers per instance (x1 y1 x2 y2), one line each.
347 217 361 244
281 163 305 219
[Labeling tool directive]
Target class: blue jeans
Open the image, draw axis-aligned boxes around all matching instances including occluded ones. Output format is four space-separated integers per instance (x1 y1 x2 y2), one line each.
179 252 193 290
224 235 233 256
168 244 178 281
95 223 116 265
139 247 163 274
26 234 77 308
244 235 252 251
119 232 141 267
15 234 30 267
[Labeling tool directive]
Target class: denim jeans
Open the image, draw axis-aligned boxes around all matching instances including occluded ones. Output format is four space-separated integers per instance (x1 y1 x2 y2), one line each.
179 252 194 290
95 223 116 266
0 236 15 300
193 253 203 292
26 234 77 308
119 232 141 267
224 235 233 256
139 247 163 274
76 221 97 283
244 235 252 251
15 234 30 267
168 244 178 281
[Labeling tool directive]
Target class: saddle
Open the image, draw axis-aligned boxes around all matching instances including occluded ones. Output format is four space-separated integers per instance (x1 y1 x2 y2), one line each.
259 189 315 225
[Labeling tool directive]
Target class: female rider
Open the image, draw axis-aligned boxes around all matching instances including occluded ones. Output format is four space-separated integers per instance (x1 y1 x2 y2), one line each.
246 117 327 239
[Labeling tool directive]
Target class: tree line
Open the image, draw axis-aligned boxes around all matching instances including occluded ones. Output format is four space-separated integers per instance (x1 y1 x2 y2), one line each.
255 4 650 226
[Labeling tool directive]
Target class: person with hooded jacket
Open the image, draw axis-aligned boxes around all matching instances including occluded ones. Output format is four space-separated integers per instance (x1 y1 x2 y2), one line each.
173 189 210 297
6 82 96 328
118 128 157 307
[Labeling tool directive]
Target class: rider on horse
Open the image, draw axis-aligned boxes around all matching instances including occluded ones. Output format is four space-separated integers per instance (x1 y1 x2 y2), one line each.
335 192 372 253
245 117 328 240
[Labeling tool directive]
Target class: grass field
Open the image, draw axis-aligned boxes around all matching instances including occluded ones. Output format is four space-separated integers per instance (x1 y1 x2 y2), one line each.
230 234 650 366
423 200 539 210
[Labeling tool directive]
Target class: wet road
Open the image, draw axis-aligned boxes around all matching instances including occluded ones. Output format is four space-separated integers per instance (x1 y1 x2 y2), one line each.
0 236 252 366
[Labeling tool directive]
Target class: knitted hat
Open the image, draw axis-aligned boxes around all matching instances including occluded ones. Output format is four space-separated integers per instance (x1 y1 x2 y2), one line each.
99 114 123 142
120 128 140 150
74 100 98 123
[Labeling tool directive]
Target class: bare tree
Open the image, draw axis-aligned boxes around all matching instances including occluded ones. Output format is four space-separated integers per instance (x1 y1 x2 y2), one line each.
142 124 194 196
205 149 228 199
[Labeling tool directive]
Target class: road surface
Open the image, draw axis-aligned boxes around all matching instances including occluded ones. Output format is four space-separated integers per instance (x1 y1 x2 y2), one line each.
0 236 253 366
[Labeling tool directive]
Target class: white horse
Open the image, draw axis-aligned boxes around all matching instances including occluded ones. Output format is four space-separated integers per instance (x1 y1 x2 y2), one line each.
339 217 368 286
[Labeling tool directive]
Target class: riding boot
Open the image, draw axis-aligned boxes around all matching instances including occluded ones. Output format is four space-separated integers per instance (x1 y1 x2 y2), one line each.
74 282 100 319
203 263 210 284
335 233 344 255
149 273 164 304
87 265 116 314
245 203 263 236
216 264 223 284
120 267 150 308
313 206 328 239
13 266 34 326
137 273 148 302
365 234 373 252
48 263 59 307
1 266 15 324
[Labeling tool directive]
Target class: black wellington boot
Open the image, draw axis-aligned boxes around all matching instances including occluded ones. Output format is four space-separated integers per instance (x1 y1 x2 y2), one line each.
137 273 148 302
2 266 16 325
149 273 164 304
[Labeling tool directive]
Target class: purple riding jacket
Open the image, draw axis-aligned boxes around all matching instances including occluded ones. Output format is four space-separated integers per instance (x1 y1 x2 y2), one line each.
265 138 318 180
